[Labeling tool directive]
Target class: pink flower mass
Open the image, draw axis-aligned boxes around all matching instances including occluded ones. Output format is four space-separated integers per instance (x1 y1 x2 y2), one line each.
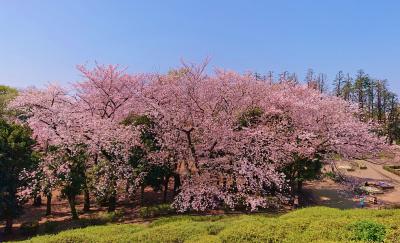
9 62 387 212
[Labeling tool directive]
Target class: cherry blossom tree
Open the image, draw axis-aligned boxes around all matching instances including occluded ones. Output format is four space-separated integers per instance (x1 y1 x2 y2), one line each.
10 62 386 215
141 63 386 211
10 65 143 216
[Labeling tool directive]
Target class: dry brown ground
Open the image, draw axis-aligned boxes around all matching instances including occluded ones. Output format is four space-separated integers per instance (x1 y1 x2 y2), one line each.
303 146 400 209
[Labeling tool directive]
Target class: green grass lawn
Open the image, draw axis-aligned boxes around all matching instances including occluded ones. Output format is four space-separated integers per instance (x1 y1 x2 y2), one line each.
19 207 400 243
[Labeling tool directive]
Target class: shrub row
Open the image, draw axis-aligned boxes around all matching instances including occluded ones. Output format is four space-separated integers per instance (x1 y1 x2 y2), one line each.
139 204 175 218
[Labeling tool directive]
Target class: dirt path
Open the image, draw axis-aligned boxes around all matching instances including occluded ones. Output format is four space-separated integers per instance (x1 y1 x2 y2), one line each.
344 160 400 204
303 179 358 209
304 148 400 208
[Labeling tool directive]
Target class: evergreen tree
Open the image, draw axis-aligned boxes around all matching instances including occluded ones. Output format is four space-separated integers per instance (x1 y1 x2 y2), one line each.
341 73 353 101
333 71 345 97
0 120 37 234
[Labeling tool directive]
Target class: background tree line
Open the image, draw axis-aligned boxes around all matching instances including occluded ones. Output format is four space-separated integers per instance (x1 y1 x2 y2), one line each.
253 69 400 144
332 70 400 144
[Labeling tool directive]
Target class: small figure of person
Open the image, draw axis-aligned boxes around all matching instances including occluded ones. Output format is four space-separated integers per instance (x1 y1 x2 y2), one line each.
293 195 299 209
372 196 378 205
360 195 366 208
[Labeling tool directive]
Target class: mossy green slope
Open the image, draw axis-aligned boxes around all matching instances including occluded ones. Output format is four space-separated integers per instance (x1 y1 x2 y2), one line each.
21 207 400 243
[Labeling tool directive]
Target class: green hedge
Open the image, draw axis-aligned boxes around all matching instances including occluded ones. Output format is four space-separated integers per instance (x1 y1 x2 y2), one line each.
20 221 39 236
139 204 175 218
383 165 400 176
17 207 400 243
348 220 386 242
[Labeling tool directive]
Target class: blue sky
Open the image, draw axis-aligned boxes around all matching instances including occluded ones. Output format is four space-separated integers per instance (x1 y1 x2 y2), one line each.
1 1 400 94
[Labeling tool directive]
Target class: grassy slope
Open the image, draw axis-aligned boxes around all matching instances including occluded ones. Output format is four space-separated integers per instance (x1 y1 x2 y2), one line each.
20 207 400 243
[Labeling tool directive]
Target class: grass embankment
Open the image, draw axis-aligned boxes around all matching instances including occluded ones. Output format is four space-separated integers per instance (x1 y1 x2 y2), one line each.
20 207 400 243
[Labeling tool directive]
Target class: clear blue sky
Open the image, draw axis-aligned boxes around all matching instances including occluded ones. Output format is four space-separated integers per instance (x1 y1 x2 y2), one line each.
1 1 400 94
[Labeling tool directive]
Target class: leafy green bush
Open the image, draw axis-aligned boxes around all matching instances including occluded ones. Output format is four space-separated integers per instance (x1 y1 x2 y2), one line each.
78 209 126 227
237 106 264 128
42 221 58 234
139 204 174 218
20 221 39 236
185 234 222 243
38 233 94 243
139 207 154 218
98 209 124 222
156 204 174 215
206 223 225 235
349 220 386 242
324 171 338 180
383 165 400 176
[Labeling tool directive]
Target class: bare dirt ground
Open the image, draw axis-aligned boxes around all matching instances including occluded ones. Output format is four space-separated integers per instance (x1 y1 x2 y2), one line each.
304 146 400 209
346 160 400 204
302 179 357 209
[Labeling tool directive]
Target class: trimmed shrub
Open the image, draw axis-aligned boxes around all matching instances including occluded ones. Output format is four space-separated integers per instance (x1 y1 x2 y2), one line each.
185 235 222 243
348 220 386 242
20 221 39 236
206 223 225 235
40 233 95 243
139 204 174 218
383 165 400 176
97 209 124 222
42 221 58 234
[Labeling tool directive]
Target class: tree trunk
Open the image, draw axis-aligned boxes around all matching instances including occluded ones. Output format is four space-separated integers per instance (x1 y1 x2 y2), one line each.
83 188 90 212
67 195 78 220
125 180 130 202
33 195 42 207
163 176 169 203
297 180 303 192
108 194 116 212
46 193 52 216
223 177 227 190
173 174 181 196
184 129 199 170
140 184 145 206
232 174 238 193
4 217 13 234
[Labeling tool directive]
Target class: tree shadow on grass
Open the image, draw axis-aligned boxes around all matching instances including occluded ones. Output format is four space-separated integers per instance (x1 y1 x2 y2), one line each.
1 209 127 242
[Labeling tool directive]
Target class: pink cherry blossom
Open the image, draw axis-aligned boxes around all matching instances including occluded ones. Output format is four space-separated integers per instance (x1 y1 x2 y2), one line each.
10 62 387 212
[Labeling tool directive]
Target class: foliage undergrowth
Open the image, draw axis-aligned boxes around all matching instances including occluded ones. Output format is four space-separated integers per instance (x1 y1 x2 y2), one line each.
139 204 175 218
18 207 400 243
